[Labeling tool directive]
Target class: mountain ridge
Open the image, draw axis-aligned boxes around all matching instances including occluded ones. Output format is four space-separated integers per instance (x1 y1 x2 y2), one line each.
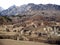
0 7 4 12
0 3 60 15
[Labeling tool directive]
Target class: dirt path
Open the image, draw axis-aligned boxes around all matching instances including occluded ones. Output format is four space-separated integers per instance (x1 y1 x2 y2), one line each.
0 39 55 45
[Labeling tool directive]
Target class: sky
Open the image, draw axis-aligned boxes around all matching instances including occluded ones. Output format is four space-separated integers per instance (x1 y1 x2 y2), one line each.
0 0 60 9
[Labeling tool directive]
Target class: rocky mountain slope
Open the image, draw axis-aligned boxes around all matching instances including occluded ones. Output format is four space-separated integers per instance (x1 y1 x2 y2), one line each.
0 3 60 25
0 7 4 12
1 3 60 15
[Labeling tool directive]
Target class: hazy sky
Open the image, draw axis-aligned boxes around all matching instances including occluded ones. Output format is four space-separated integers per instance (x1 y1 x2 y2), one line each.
0 0 60 9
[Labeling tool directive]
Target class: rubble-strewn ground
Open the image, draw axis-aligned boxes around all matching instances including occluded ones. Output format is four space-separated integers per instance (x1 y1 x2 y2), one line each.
0 11 60 45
